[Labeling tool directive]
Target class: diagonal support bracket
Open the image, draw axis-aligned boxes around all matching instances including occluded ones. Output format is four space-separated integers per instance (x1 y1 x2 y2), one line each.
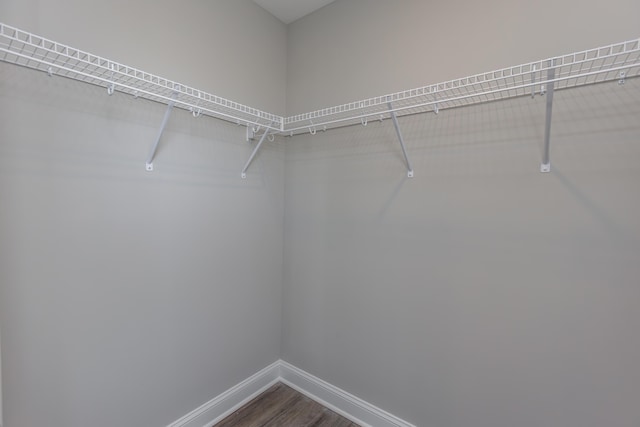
387 102 414 178
241 122 274 179
146 91 178 171
541 60 555 173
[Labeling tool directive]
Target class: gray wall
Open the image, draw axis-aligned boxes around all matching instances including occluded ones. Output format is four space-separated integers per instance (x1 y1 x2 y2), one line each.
1 0 287 114
283 82 640 427
2 1 640 427
283 1 640 426
286 0 640 114
0 1 287 426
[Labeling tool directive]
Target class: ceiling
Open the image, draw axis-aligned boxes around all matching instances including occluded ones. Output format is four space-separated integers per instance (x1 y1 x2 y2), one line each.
253 0 338 24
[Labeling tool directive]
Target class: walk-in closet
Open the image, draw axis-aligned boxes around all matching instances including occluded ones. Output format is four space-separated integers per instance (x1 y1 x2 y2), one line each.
1 1 639 426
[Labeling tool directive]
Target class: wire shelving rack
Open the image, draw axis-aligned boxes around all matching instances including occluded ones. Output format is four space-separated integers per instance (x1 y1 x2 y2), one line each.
285 39 640 134
0 23 283 132
1 22 639 176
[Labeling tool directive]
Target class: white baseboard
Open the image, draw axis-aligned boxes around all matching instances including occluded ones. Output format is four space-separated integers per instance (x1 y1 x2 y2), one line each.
166 361 280 427
167 360 415 427
279 361 416 427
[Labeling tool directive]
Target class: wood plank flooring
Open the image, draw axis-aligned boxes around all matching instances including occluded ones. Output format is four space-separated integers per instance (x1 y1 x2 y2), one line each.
213 383 360 427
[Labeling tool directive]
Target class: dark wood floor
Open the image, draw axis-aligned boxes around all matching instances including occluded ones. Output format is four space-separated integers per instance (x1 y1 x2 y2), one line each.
214 382 360 427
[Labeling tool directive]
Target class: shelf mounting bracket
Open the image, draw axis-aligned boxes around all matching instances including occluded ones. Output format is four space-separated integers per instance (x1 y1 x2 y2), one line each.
387 102 414 178
541 60 555 173
241 122 274 179
146 91 178 171
531 65 536 98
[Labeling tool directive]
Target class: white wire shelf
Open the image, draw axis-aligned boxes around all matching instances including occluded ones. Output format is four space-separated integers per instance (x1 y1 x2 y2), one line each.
2 22 638 136
1 22 639 176
0 23 284 132
284 38 640 135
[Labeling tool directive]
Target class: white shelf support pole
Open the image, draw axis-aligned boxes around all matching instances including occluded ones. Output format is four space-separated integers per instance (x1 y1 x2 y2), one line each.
146 91 178 171
387 102 414 178
241 122 274 179
541 60 555 173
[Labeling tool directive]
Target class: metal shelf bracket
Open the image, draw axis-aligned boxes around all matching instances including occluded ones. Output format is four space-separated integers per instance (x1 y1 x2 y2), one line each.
619 71 626 85
1 23 639 177
541 59 556 173
531 65 536 98
107 63 115 95
145 91 179 171
246 125 256 142
387 102 414 178
241 122 275 179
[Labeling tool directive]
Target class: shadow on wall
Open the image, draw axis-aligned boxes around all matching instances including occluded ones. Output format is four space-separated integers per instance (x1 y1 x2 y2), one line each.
286 78 640 180
0 63 286 191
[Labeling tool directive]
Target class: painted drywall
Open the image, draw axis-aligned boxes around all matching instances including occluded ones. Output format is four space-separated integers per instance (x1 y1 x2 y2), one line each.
0 0 287 114
283 1 640 426
286 0 640 114
283 80 640 427
0 1 287 426
2 1 640 426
